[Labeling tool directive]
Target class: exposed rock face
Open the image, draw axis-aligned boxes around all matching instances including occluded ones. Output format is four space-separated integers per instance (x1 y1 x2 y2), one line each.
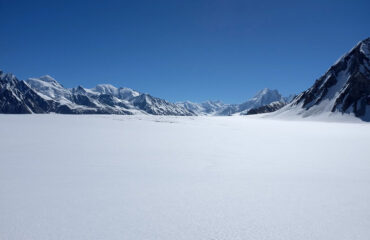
281 37 370 120
245 101 287 115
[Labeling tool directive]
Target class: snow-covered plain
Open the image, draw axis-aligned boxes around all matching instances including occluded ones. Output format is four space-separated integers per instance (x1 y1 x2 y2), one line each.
1 115 370 240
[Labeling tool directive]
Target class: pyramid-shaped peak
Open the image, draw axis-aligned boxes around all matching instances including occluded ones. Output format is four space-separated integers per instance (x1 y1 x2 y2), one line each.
73 85 87 94
254 88 280 98
278 37 370 120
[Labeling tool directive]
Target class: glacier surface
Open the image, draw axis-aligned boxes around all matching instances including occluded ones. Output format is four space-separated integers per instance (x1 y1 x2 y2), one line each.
0 115 370 240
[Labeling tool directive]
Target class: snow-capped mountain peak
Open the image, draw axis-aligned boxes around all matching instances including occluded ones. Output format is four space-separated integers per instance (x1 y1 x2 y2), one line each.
0 71 18 85
254 88 271 97
250 88 282 105
275 37 370 121
26 75 70 100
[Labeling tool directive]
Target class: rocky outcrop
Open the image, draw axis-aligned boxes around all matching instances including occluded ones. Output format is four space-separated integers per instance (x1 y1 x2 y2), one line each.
245 101 286 115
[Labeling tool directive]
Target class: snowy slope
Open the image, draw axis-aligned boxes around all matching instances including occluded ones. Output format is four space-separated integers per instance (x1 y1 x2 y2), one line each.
1 114 370 240
176 100 227 115
27 75 72 102
92 84 140 100
274 37 370 121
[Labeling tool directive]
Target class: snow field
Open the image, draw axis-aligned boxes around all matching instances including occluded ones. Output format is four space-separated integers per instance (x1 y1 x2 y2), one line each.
0 115 370 240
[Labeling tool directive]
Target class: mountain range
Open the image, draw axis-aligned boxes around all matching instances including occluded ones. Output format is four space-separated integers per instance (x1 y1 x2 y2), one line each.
1 37 369 121
0 71 291 116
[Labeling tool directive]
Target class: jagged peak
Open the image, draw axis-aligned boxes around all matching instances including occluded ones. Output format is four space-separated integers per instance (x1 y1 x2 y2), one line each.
0 71 18 83
333 37 370 65
74 85 86 93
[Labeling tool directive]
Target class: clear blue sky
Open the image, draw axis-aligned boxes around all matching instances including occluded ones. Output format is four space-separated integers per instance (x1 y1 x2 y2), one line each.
1 0 369 103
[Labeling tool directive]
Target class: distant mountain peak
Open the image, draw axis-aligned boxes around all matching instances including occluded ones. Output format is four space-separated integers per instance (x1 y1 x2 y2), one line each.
253 88 279 97
254 87 274 95
246 88 283 108
179 88 288 116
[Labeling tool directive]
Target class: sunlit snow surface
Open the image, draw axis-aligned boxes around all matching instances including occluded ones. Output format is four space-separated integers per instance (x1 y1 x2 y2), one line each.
1 115 370 240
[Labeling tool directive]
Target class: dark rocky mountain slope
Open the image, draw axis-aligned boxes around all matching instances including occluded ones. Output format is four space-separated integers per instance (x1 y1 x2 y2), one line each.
276 37 370 121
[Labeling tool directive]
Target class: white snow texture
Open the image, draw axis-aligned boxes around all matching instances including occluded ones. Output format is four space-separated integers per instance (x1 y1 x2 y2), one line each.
0 114 369 240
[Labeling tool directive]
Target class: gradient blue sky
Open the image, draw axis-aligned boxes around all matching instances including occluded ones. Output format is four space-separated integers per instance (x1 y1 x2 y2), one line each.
1 0 369 103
